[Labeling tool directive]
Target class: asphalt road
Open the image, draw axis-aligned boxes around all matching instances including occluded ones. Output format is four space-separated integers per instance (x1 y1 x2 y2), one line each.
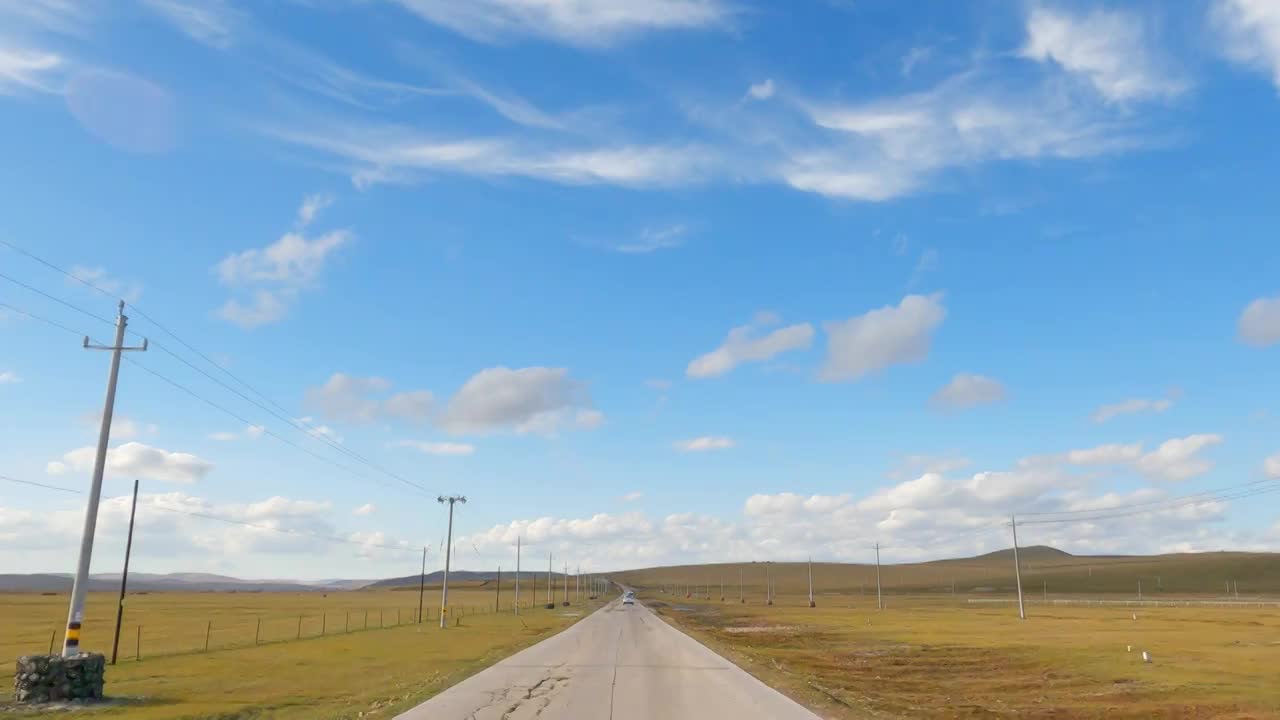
395 597 821 720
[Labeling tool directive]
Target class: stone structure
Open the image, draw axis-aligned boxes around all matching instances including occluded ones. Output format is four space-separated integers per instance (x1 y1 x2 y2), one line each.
13 653 105 703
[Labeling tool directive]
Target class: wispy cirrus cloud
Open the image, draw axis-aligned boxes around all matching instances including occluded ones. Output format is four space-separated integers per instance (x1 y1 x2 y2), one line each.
687 312 814 378
387 0 734 47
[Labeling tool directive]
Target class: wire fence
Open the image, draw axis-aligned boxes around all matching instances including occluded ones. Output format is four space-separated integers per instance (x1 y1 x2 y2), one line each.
14 599 566 664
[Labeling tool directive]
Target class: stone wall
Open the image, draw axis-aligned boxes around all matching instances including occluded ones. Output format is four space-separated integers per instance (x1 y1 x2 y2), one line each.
13 653 105 704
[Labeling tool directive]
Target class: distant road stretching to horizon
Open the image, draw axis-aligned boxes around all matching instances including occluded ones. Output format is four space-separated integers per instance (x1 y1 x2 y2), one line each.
395 597 820 719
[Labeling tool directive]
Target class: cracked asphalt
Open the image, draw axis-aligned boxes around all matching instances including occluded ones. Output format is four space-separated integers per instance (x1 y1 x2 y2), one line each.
394 597 820 720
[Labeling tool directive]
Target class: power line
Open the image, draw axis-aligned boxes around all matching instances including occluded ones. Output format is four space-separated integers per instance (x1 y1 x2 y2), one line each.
0 271 115 327
1019 482 1280 526
0 473 421 554
0 301 100 340
1017 477 1280 519
1 240 433 497
121 355 424 497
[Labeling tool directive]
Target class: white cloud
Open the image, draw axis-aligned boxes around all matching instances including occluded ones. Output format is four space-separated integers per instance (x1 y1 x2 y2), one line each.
296 192 333 228
302 374 436 425
296 417 343 444
1238 296 1280 346
930 373 1006 410
687 315 814 378
0 371 20 384
270 120 717 191
216 290 290 329
622 491 643 503
746 78 775 100
821 294 946 382
901 46 932 77
139 0 238 48
215 196 351 328
354 503 376 516
675 436 734 452
46 442 214 484
217 230 351 286
391 440 475 456
1212 0 1280 90
1265 453 1280 479
0 45 63 95
1065 443 1144 465
389 0 732 46
209 425 264 441
1021 5 1187 102
1136 434 1224 481
1092 397 1174 423
438 366 600 436
67 265 142 302
613 224 688 254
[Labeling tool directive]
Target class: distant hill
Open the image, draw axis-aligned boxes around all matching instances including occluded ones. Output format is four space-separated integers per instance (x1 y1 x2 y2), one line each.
365 570 563 589
967 545 1077 563
0 572 352 593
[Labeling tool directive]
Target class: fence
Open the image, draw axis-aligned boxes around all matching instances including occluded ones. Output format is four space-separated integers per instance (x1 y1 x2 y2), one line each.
19 598 565 664
967 598 1280 608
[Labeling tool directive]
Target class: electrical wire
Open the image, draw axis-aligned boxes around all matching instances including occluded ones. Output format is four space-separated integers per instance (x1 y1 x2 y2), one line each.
1 240 434 497
0 271 115 327
0 473 421 554
1016 477 1279 519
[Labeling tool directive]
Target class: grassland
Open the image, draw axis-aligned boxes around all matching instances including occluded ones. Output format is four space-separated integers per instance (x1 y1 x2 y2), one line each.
1 579 599 719
618 550 1280 719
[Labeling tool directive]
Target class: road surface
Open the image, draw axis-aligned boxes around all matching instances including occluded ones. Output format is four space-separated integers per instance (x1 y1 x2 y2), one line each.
395 597 821 720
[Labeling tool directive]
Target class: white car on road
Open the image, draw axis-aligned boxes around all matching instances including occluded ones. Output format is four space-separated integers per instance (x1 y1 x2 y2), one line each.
622 591 635 605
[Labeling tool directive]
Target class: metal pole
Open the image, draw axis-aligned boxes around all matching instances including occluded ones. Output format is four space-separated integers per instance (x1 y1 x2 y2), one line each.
110 478 140 665
875 543 883 611
808 556 815 608
438 496 466 629
1011 515 1026 620
515 537 521 615
418 546 426 623
63 301 146 657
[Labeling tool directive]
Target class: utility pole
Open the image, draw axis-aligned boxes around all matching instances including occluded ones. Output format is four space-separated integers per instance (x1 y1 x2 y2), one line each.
417 546 426 623
720 574 724 602
562 563 569 606
808 556 816 608
546 553 554 609
514 537 521 615
739 568 743 603
766 563 773 606
875 543 883 611
576 566 580 603
63 301 147 657
110 479 140 665
1010 515 1026 620
438 496 466 628
495 565 501 613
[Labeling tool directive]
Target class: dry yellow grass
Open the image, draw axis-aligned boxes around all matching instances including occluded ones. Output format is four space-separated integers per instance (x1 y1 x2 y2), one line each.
1 582 598 718
640 589 1280 719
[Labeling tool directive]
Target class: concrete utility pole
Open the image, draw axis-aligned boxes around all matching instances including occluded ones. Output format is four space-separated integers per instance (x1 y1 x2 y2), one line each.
438 496 466 628
1010 515 1026 620
766 564 773 606
720 574 724 602
808 556 816 608
64 301 147 658
109 479 140 665
514 537 521 615
495 565 501 613
739 568 744 603
546 553 554 608
875 543 883 611
562 563 569 606
418 546 426 623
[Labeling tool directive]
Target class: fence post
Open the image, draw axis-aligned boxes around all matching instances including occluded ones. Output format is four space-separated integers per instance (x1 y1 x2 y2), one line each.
322 613 327 635
255 617 261 645
204 621 211 652
136 625 142 661
345 611 349 633
363 610 368 630
297 615 303 640
397 608 401 625
379 609 384 628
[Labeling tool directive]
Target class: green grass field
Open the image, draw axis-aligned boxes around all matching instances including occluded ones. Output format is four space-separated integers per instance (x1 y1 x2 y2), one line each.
618 551 1280 718
1 580 600 718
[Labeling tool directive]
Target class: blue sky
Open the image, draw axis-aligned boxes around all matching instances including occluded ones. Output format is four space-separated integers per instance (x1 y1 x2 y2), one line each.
1 0 1279 579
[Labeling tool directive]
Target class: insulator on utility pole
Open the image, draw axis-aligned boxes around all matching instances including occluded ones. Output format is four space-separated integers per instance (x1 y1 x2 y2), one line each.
64 301 147 658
